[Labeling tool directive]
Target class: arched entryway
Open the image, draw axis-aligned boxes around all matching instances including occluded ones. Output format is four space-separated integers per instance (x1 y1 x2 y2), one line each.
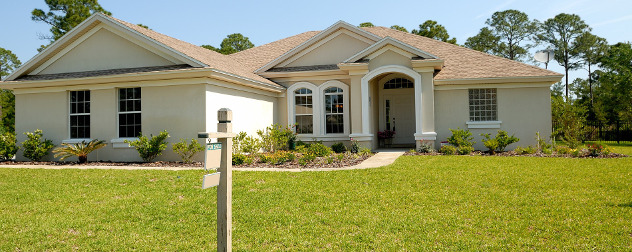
378 75 416 147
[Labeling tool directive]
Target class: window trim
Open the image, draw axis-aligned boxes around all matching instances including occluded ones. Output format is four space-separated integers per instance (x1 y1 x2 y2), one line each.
287 82 318 137
319 80 349 136
117 87 142 139
68 90 91 139
467 88 501 129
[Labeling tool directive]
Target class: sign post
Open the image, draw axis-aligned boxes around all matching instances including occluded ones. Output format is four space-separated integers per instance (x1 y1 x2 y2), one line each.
199 108 235 252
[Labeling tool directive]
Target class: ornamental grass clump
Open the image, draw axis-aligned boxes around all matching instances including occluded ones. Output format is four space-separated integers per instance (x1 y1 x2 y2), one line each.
21 129 55 161
125 130 169 162
53 139 106 163
172 138 204 163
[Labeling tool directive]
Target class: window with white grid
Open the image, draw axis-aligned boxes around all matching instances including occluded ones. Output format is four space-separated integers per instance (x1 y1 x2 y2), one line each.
384 78 413 89
294 88 313 134
324 87 344 134
69 90 90 139
118 87 141 138
469 88 497 121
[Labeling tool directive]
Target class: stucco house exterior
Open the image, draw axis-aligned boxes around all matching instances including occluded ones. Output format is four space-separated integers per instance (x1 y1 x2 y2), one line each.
0 13 563 162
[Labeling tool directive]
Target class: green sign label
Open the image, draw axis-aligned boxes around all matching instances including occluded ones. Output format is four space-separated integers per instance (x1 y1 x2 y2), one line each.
207 142 222 150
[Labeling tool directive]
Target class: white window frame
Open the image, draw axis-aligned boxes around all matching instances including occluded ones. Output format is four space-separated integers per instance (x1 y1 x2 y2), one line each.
68 90 91 140
287 82 318 137
319 80 349 136
467 88 501 129
117 87 142 139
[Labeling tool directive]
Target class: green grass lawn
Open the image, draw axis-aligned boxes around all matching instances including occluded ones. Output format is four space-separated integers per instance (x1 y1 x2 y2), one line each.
1 154 631 250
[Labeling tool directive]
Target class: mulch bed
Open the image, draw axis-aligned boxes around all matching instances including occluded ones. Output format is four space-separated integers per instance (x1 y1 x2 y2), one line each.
233 154 371 169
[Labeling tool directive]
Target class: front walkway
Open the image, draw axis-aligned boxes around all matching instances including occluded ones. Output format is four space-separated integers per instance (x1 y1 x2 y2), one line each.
0 149 406 171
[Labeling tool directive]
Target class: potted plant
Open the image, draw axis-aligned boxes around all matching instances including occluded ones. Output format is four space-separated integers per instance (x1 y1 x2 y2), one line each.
377 129 396 148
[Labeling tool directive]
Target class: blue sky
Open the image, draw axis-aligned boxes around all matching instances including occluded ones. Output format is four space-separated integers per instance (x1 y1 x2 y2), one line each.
2 0 631 81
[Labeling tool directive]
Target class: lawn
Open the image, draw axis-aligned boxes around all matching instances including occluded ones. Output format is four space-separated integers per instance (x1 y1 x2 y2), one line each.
1 153 631 250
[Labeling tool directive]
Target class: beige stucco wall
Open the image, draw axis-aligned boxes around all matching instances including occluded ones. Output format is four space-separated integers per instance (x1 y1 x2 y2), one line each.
368 50 412 71
40 28 176 75
435 86 552 150
284 33 370 67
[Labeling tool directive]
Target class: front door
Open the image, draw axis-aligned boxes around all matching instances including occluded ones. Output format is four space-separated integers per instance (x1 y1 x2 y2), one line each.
383 94 415 145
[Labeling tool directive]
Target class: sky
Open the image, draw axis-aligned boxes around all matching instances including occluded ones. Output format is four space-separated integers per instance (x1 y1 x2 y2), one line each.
1 0 631 82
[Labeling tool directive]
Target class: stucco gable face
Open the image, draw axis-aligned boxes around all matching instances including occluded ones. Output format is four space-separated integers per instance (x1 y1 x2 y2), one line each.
279 31 372 68
34 26 182 75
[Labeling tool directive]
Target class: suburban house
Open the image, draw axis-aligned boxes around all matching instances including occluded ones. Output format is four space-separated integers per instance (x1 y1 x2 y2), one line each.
0 13 563 162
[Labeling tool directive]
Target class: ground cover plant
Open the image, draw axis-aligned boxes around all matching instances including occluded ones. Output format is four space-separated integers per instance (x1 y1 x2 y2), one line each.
1 148 631 250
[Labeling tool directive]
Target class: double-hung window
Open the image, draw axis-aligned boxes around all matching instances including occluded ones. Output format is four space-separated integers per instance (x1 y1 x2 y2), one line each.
118 87 141 138
469 88 497 121
69 90 90 139
294 88 313 134
324 87 344 134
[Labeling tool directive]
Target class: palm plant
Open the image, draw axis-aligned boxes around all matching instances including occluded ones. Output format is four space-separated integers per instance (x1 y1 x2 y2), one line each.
53 139 107 163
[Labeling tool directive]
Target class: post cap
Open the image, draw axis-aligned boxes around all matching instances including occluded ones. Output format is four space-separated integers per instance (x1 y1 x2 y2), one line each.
218 108 232 123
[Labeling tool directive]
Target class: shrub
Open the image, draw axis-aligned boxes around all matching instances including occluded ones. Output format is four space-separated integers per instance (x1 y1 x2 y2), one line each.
233 132 247 154
241 135 261 154
331 142 346 153
457 146 474 155
448 128 475 148
359 147 372 156
257 124 296 152
350 138 360 153
571 148 583 157
535 132 552 153
336 153 345 161
52 139 106 163
515 146 536 155
481 130 519 154
21 129 54 161
302 143 332 157
417 142 434 153
232 153 248 165
261 151 295 165
125 130 169 162
0 132 19 160
172 138 204 163
555 145 572 155
587 143 605 157
298 153 315 166
439 145 456 155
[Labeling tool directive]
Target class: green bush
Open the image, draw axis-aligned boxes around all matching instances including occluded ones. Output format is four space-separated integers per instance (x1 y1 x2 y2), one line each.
359 147 372 156
232 153 248 165
52 139 106 163
233 132 247 154
21 129 54 161
260 151 295 165
0 132 19 160
125 130 169 162
298 153 315 166
172 138 204 163
587 143 605 157
350 139 360 153
515 146 536 155
417 142 434 153
457 146 474 155
303 143 332 157
555 145 572 155
257 124 296 152
439 145 456 155
448 128 475 148
535 132 552 153
481 130 519 154
331 142 346 153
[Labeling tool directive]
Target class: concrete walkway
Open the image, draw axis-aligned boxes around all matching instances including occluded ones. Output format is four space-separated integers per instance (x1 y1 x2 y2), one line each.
0 149 406 172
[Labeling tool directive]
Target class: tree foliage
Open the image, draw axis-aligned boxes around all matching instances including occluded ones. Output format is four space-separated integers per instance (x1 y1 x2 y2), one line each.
538 13 591 100
359 22 374 27
411 20 457 44
0 48 20 134
0 48 21 80
32 0 111 41
466 10 538 62
593 42 632 122
201 33 254 55
389 25 408 32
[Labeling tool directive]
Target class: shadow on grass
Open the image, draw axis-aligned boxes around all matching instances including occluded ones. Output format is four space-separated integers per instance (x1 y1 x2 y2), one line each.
609 202 632 208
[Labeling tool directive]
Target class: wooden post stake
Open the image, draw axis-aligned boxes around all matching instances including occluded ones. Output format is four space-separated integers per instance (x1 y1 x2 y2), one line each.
217 108 233 252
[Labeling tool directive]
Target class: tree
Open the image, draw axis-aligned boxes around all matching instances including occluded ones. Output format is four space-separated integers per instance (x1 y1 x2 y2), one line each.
0 48 21 133
32 0 111 41
136 23 150 30
593 42 632 122
464 27 500 55
359 22 374 27
467 10 538 61
573 32 608 104
411 20 457 44
390 25 408 32
201 33 254 55
538 13 590 100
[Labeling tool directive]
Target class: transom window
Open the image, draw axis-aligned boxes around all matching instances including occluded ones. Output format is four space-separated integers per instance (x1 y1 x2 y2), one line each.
469 88 497 121
70 90 90 139
118 87 141 138
294 88 313 134
324 87 344 134
384 78 413 89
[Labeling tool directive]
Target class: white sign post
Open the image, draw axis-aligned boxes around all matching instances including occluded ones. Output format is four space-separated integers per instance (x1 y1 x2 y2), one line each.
199 108 235 252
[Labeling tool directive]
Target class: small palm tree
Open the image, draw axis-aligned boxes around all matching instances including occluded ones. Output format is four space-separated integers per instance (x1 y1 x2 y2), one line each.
53 139 107 163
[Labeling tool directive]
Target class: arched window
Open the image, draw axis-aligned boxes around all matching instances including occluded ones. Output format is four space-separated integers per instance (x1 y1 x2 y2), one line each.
324 87 344 134
294 88 313 134
384 78 413 89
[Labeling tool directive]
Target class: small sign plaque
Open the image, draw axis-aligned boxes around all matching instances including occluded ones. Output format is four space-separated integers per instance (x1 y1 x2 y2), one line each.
202 172 221 189
207 142 222 150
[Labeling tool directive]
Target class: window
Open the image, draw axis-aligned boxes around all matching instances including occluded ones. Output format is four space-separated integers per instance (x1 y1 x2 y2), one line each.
384 78 413 89
70 90 90 138
469 88 497 121
294 88 313 134
118 87 141 138
324 87 344 134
